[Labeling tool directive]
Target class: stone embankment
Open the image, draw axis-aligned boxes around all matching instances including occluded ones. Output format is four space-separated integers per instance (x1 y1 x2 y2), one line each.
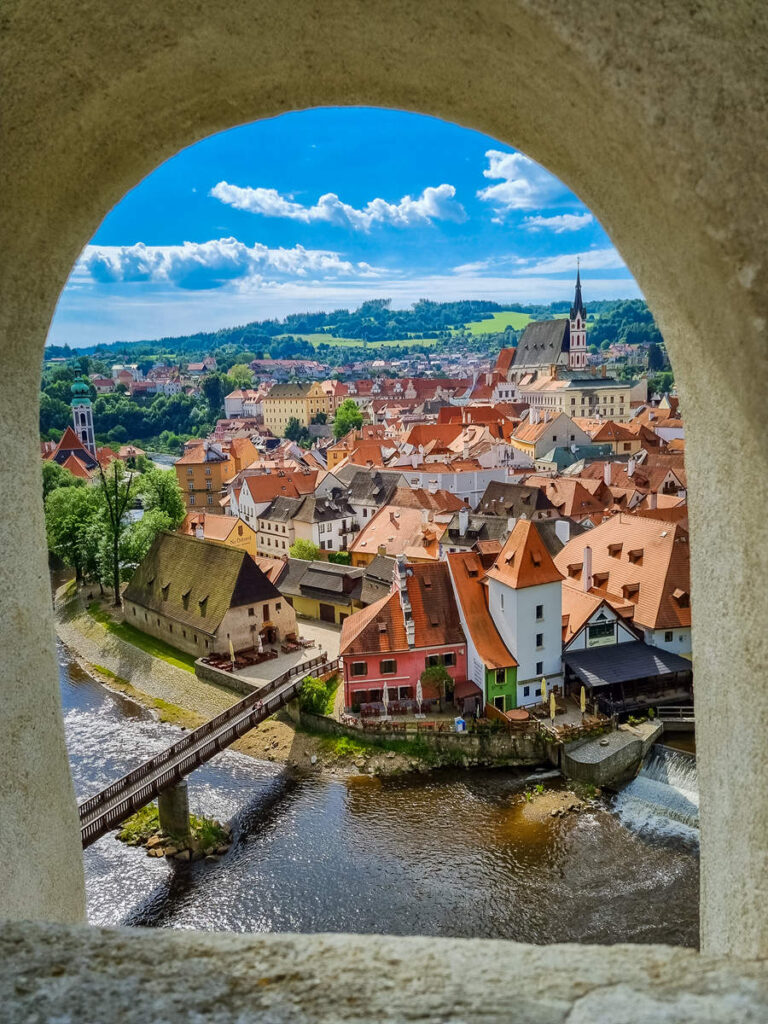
562 720 662 787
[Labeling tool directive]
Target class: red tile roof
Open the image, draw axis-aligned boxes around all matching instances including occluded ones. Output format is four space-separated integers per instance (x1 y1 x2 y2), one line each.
447 552 517 670
554 514 691 631
486 520 564 590
340 562 464 656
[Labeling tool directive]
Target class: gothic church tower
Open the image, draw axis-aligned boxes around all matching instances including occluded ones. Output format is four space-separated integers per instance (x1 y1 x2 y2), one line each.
568 262 588 370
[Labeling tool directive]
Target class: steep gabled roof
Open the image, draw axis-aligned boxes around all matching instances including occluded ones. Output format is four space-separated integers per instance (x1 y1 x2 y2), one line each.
554 514 691 630
447 552 517 670
514 319 570 367
123 532 282 633
486 520 564 590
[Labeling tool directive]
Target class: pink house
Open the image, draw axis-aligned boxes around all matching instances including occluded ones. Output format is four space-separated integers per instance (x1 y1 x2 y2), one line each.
339 559 472 712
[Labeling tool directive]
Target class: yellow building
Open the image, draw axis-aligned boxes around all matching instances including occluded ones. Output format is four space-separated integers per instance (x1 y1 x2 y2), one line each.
262 382 330 437
519 371 636 422
174 441 233 510
179 511 260 560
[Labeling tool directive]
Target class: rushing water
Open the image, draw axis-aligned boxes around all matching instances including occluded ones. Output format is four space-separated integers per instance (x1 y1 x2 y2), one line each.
614 744 699 837
60 645 700 946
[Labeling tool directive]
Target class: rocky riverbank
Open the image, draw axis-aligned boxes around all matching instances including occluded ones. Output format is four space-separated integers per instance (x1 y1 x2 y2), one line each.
117 804 233 862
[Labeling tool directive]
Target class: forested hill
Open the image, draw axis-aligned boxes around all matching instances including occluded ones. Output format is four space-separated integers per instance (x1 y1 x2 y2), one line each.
45 297 660 360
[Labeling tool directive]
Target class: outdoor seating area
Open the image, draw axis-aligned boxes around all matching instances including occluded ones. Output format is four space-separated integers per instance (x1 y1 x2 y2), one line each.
280 633 317 655
201 646 279 672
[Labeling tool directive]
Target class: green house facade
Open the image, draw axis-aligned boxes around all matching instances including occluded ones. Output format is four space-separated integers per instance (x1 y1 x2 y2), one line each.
485 665 518 712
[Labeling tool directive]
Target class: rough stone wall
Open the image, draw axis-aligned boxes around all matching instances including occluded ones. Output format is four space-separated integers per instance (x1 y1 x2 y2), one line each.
2 922 767 1023
0 0 766 958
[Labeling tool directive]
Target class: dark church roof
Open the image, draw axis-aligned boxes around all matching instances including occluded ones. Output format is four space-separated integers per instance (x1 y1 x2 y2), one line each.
513 319 570 367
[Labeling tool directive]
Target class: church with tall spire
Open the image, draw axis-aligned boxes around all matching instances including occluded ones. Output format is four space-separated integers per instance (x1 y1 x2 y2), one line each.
493 265 644 421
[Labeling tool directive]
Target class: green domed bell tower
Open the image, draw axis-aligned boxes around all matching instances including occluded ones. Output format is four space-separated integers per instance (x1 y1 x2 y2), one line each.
71 377 96 456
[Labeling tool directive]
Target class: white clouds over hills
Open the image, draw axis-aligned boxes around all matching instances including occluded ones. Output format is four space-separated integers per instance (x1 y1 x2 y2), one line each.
81 238 384 290
209 182 466 230
477 149 589 223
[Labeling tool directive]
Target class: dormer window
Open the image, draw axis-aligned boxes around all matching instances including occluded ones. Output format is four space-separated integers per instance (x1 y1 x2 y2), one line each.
567 562 582 578
198 595 208 616
623 583 640 599
608 543 623 557
673 588 690 607
593 572 609 586
628 548 644 564
181 588 191 610
161 583 170 600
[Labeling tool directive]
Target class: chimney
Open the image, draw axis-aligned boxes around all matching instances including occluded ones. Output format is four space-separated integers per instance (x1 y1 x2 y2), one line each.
601 364 607 378
195 522 204 540
603 462 612 487
582 545 593 592
627 456 636 478
649 491 657 510
458 505 469 535
507 515 516 534
411 453 418 468
554 519 570 545
428 479 438 494
390 511 397 525
421 508 429 524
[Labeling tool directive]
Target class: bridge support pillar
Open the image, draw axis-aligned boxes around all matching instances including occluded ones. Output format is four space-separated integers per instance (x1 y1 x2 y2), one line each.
158 783 191 842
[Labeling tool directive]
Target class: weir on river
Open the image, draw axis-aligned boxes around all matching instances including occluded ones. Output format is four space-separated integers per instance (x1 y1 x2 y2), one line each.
614 744 699 833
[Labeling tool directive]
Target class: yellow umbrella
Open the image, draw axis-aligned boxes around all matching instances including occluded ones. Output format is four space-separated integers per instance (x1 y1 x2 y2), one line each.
549 691 556 722
229 638 235 664
541 677 547 703
580 685 587 714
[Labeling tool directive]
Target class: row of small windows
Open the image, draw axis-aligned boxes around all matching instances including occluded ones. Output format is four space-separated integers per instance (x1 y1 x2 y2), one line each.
350 651 456 677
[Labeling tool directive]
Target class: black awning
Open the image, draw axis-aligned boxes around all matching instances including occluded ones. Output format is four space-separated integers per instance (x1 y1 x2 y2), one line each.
564 641 691 689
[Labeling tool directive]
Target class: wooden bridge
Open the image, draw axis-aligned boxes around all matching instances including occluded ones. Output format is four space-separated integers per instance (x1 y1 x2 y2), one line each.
655 704 695 724
78 655 335 848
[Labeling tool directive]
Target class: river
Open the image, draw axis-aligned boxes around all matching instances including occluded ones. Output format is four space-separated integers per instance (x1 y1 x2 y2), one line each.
60 645 700 946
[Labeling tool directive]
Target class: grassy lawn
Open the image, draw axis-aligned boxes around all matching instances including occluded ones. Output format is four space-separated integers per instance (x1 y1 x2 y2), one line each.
87 602 198 673
273 332 437 348
462 311 533 334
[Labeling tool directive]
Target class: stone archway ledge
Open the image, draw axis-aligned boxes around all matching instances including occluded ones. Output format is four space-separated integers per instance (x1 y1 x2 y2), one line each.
2 922 766 1022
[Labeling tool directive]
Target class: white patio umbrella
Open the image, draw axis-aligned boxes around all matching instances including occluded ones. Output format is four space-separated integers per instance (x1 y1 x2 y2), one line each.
415 679 424 718
381 682 390 720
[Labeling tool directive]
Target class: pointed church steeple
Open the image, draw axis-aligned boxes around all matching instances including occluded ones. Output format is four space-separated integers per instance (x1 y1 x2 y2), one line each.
570 259 586 321
568 259 588 370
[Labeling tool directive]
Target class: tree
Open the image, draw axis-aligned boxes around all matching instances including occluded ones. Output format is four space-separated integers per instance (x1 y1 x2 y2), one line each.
420 664 453 710
121 508 173 568
97 461 137 605
45 486 99 582
227 363 253 387
647 342 665 371
42 460 87 500
285 417 310 443
140 467 186 527
202 373 226 417
332 398 364 439
290 539 320 561
311 411 328 425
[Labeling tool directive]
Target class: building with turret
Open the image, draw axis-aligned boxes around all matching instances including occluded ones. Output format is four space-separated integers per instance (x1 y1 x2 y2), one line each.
70 378 96 457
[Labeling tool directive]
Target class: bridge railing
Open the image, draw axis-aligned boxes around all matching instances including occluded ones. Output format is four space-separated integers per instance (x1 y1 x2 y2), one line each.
79 675 308 845
78 655 335 819
655 704 695 720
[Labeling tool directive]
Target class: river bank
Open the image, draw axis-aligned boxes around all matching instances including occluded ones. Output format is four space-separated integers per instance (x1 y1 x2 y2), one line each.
54 589 463 777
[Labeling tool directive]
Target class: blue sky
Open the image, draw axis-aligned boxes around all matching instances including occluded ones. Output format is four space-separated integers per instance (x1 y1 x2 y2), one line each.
49 107 640 347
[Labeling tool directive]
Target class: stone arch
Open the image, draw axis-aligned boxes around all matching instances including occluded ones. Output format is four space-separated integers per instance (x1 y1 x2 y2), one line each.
2 1 766 960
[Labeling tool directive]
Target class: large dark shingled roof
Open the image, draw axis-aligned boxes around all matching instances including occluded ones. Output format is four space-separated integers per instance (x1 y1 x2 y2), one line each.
123 531 281 634
514 319 570 367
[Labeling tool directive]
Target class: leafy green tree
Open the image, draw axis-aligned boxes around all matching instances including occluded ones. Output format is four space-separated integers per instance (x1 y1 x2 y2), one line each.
45 486 99 582
327 551 351 565
227 363 253 387
289 539 320 561
140 467 186 527
298 675 336 714
121 508 173 568
332 398 364 439
42 460 87 500
420 664 453 709
647 342 665 371
311 411 328 425
285 417 310 443
97 461 137 605
202 373 226 417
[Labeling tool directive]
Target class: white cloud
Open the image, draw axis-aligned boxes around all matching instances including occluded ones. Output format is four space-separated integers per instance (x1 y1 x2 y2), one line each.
79 238 384 290
516 247 626 275
209 182 466 230
477 150 567 218
523 212 594 233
